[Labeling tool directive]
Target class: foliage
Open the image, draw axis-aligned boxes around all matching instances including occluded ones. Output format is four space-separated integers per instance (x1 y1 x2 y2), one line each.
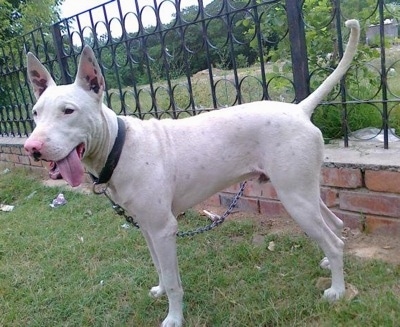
240 1 288 62
0 0 63 44
238 0 400 139
0 0 64 132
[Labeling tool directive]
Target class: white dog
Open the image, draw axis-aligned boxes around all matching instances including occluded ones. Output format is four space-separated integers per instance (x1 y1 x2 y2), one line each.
24 20 360 327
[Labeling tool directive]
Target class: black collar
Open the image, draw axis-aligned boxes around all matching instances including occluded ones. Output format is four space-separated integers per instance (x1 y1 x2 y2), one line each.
90 117 126 185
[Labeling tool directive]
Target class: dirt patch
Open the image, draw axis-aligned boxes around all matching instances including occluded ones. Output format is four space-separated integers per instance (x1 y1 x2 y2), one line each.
344 231 400 265
194 205 400 266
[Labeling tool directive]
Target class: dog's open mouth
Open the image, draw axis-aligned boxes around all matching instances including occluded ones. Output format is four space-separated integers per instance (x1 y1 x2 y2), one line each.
49 143 85 187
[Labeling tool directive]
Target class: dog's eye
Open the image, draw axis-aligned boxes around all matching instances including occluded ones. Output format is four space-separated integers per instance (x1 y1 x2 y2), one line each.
32 110 37 117
64 108 74 115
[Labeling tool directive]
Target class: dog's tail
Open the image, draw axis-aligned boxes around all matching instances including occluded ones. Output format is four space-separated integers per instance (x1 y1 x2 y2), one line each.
299 19 360 118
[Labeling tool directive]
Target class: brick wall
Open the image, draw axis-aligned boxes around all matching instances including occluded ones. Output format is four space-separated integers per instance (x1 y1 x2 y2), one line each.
1 137 400 236
0 137 49 176
204 165 400 237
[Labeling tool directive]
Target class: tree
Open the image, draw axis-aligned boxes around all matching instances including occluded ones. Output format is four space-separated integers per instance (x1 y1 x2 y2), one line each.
0 0 64 136
0 0 63 46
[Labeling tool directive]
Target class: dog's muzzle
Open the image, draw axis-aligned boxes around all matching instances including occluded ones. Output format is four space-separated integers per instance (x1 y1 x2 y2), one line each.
24 138 44 161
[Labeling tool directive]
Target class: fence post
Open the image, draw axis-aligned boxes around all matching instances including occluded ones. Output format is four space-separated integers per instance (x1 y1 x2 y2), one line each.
285 0 309 102
378 0 389 149
332 0 350 147
51 22 71 85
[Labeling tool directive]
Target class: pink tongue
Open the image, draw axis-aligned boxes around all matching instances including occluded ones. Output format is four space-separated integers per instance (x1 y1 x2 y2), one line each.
56 149 84 187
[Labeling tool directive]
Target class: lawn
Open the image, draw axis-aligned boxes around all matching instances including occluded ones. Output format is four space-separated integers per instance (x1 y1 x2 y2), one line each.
0 168 399 326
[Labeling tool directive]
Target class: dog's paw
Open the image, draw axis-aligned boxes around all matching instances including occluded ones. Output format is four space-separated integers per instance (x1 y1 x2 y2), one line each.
319 257 331 270
161 314 183 327
323 287 345 302
149 285 166 298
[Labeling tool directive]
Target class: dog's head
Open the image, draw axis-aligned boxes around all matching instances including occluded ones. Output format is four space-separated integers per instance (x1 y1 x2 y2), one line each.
24 46 106 186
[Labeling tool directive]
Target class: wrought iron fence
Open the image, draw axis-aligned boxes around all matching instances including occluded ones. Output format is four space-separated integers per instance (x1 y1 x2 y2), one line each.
1 0 400 148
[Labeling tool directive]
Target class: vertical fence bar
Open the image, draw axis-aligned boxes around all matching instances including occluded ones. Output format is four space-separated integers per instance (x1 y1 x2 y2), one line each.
175 1 197 115
51 22 72 85
333 0 349 147
198 0 218 109
224 0 241 105
285 0 309 102
378 0 389 149
250 0 268 100
155 0 177 118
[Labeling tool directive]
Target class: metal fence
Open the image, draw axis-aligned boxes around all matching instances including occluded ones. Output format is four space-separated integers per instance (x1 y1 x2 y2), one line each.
1 0 400 148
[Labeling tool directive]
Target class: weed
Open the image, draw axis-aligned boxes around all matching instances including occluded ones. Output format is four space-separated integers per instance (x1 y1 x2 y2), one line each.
359 212 367 232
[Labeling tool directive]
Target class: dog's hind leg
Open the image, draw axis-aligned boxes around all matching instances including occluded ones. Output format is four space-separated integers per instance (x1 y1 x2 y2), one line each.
319 200 344 270
320 199 343 237
274 184 345 300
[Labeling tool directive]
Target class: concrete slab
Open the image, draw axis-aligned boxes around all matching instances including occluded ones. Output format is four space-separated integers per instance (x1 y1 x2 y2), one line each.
324 140 400 169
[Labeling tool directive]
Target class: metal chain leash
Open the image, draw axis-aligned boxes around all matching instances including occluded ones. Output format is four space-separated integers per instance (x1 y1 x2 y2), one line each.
176 181 247 237
94 181 247 238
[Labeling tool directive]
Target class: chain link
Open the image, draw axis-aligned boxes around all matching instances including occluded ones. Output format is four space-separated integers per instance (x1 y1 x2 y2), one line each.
95 181 247 238
176 181 247 237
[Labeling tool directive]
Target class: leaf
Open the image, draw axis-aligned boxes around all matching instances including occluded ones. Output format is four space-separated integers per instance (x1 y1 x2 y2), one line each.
282 61 292 73
241 18 250 27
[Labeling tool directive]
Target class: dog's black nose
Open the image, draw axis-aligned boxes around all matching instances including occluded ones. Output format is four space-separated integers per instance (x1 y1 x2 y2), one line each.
32 151 41 161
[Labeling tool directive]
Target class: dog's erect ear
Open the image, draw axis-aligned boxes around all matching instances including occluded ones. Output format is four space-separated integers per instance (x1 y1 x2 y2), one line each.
26 52 57 100
75 45 105 97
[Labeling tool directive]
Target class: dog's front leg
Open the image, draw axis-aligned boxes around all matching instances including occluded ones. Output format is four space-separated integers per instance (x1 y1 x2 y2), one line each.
142 229 166 297
142 216 184 327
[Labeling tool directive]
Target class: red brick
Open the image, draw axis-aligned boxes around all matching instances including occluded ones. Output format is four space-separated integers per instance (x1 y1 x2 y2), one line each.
243 181 278 199
10 146 22 155
339 190 400 218
365 170 400 194
29 157 44 167
200 194 221 207
6 153 19 163
259 199 289 218
1 146 11 154
321 167 362 188
321 187 338 207
220 194 259 213
331 208 362 230
18 155 30 165
365 215 400 236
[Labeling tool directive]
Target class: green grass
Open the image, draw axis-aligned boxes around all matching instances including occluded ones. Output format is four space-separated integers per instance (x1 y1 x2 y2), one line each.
0 168 399 326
